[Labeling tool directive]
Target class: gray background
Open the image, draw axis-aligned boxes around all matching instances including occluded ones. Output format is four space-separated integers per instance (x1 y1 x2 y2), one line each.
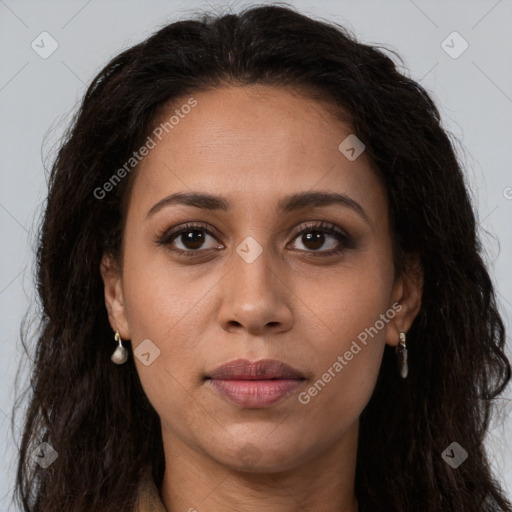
1 0 511 509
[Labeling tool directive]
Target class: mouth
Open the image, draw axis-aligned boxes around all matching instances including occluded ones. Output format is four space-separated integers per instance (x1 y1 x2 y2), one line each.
205 358 306 408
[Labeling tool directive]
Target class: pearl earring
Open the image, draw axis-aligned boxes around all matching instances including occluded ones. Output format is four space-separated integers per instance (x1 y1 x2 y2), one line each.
111 330 128 365
396 331 408 379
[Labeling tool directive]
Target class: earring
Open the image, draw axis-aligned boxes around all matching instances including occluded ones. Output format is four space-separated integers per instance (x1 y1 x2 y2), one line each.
396 331 408 379
111 330 128 365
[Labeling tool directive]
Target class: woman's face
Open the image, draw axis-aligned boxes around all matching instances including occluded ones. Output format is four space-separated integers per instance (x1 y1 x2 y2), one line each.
101 85 422 473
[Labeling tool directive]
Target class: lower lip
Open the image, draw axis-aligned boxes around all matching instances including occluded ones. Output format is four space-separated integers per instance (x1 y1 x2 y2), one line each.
208 379 303 407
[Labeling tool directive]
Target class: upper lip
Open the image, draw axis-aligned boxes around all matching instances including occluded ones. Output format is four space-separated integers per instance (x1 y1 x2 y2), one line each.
206 358 305 380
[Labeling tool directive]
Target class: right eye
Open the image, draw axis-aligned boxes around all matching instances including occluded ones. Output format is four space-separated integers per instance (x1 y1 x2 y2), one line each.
156 222 224 256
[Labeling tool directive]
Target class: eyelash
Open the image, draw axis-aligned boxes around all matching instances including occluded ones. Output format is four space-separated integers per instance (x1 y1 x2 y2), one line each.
156 221 353 258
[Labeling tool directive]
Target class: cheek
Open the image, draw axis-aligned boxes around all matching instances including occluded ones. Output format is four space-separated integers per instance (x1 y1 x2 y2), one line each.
294 249 393 415
299 338 386 416
121 245 209 348
120 250 213 411
295 295 387 438
296 246 394 348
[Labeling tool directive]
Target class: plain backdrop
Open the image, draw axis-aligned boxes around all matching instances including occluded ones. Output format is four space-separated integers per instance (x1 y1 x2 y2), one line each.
1 0 511 510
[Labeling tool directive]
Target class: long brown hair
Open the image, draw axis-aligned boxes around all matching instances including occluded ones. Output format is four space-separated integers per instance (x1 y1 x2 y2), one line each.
13 3 511 511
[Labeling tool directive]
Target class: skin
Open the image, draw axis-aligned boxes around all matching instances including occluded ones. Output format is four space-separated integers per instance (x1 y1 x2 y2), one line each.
101 85 423 512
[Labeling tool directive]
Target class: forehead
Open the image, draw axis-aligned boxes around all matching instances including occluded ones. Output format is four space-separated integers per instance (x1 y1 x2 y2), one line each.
128 85 387 223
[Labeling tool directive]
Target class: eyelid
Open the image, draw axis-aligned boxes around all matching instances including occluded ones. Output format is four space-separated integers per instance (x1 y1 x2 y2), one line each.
290 220 348 239
155 221 222 247
156 220 352 255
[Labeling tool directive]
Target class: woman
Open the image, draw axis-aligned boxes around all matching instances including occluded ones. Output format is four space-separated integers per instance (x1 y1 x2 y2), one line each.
13 3 511 512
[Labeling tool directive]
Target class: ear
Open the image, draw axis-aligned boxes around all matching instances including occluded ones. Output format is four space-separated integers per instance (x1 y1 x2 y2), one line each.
385 253 423 347
99 252 131 340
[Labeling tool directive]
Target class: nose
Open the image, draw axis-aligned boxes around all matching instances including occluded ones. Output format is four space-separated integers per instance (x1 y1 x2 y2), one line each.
216 243 293 337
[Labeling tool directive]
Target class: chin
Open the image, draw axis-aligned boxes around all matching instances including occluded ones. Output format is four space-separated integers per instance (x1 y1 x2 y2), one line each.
208 437 312 474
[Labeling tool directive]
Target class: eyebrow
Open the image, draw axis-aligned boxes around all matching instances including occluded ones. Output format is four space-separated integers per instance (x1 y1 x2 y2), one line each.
146 191 369 223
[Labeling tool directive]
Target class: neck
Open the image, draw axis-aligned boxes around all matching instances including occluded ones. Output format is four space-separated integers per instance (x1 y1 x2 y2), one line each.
159 421 359 512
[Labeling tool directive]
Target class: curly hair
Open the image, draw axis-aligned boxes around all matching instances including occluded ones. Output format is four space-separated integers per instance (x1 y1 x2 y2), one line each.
12 3 511 511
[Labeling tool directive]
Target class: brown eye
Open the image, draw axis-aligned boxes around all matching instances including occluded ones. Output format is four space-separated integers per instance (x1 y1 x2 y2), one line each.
156 220 353 258
295 231 334 251
157 223 222 255
290 222 353 256
177 229 207 250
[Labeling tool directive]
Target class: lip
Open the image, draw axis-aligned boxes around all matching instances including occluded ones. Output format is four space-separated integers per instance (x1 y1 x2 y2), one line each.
205 358 306 408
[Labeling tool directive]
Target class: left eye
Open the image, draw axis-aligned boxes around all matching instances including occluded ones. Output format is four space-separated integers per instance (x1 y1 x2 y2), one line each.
290 226 345 252
287 221 352 255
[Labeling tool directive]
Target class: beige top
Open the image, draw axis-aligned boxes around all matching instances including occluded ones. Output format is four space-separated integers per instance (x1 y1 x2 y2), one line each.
134 466 167 512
